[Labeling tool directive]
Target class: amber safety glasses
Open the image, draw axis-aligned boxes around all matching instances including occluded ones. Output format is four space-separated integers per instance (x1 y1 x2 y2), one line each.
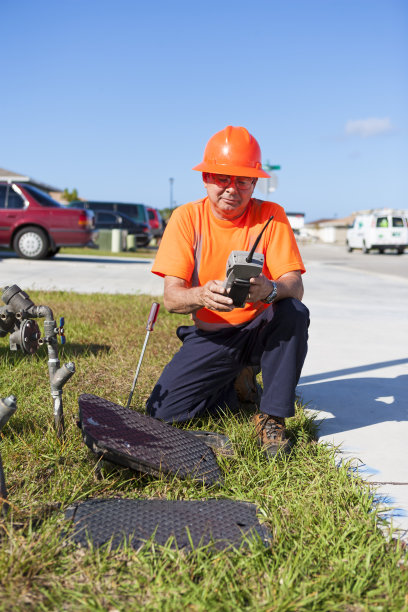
209 174 255 190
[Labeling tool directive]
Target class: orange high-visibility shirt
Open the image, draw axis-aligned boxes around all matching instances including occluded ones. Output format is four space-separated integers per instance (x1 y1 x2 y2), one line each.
152 197 305 328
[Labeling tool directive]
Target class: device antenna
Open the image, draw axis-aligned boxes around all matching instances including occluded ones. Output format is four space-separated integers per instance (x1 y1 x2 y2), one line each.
246 216 274 262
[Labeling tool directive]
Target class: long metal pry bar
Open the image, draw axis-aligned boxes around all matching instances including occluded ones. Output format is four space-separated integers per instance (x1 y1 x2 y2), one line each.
126 302 160 409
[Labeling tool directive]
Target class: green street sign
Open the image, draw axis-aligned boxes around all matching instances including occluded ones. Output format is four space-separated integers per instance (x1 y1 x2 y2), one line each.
263 163 281 171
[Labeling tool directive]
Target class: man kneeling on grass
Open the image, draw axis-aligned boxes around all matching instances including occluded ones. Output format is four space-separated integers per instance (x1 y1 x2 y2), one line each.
146 126 309 457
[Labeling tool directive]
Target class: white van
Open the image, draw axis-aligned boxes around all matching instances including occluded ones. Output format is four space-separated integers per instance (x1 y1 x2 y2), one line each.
346 210 408 254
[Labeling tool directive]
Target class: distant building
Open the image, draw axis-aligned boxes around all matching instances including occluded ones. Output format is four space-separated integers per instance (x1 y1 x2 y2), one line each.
286 212 305 233
304 213 356 243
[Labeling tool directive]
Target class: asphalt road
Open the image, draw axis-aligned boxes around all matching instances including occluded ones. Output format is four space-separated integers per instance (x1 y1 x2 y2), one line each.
298 242 407 280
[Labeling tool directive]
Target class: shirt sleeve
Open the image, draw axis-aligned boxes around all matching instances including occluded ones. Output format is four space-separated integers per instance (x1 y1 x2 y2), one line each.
151 204 196 281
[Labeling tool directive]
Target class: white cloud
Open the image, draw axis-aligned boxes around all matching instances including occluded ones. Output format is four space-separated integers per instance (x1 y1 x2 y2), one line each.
345 117 393 138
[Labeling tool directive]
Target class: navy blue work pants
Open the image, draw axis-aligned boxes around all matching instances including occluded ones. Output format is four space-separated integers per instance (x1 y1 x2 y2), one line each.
146 298 310 423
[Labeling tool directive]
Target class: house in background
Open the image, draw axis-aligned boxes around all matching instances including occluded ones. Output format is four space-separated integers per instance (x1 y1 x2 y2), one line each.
303 213 357 243
286 212 305 233
0 167 66 203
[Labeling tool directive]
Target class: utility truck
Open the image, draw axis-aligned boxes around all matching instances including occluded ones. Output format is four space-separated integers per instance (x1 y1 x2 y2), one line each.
346 210 408 254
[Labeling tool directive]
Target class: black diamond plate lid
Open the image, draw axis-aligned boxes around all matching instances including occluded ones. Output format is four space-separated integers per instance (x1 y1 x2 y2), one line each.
65 498 272 551
78 394 223 486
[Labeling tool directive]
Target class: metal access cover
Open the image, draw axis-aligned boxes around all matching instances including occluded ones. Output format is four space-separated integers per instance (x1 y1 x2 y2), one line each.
65 498 272 551
78 394 223 486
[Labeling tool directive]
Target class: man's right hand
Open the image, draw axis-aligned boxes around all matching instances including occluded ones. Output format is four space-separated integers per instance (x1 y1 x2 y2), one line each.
199 280 234 312
163 277 234 314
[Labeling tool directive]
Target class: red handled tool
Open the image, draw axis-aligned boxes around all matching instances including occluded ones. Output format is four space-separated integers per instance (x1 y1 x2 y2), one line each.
126 302 160 409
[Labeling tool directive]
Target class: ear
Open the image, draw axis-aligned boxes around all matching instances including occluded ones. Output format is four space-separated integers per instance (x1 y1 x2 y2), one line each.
202 172 209 187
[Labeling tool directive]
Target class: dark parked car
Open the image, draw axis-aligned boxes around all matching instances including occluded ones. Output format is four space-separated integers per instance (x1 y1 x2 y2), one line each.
0 182 96 259
69 200 152 246
93 210 152 246
147 207 166 240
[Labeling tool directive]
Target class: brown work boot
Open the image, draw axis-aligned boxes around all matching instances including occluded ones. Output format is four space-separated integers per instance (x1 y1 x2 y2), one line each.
234 366 262 409
252 412 292 458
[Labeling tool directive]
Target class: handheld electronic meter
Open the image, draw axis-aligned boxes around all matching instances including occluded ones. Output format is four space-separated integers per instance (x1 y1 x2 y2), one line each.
223 216 274 308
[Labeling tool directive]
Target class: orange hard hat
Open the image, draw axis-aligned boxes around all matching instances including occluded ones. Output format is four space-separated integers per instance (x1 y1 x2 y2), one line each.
192 126 270 178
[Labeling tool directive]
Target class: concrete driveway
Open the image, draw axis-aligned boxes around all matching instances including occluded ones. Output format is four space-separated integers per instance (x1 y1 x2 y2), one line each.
1 245 407 539
0 251 163 295
298 244 408 541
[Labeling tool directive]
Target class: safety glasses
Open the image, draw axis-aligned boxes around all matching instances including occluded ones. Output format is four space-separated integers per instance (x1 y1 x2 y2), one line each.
208 174 255 190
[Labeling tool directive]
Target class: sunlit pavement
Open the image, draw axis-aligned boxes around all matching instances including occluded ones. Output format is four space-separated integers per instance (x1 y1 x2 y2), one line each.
0 252 162 295
1 246 407 540
298 246 408 541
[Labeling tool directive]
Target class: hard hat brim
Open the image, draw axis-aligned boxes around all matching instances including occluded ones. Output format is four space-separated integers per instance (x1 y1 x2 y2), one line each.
192 162 270 179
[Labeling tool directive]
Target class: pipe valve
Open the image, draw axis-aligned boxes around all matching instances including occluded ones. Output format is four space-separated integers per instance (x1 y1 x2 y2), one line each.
57 317 66 344
1 284 75 438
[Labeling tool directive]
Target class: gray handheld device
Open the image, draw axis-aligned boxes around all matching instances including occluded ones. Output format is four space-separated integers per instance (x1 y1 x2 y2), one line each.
223 216 274 308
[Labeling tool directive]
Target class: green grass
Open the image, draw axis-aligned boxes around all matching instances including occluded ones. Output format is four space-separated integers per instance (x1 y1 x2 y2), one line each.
0 291 407 611
0 246 156 259
59 246 157 258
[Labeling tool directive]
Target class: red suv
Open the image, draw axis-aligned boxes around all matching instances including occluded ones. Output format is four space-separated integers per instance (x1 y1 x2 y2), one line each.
0 182 96 259
147 207 166 240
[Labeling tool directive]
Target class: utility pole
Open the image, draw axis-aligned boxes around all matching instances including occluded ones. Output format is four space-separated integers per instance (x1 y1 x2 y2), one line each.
169 177 174 209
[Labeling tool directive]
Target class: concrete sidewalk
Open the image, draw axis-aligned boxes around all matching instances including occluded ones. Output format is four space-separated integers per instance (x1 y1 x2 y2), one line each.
298 254 408 541
0 252 163 295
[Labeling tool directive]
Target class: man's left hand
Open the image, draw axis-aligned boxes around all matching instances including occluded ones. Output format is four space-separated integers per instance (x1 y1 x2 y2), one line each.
247 274 274 303
248 271 304 303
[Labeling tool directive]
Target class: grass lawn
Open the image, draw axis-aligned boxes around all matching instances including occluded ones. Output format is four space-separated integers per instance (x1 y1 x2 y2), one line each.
0 246 157 259
59 246 157 259
0 291 407 611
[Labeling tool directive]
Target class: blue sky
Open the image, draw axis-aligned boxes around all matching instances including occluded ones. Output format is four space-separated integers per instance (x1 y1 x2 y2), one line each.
2 0 407 221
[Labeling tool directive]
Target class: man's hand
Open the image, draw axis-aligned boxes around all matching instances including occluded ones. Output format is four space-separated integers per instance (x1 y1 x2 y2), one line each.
163 276 234 314
163 271 303 314
247 273 274 303
200 280 234 311
247 271 304 303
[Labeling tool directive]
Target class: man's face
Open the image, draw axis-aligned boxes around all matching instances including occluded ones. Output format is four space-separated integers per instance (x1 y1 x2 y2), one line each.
203 173 257 220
